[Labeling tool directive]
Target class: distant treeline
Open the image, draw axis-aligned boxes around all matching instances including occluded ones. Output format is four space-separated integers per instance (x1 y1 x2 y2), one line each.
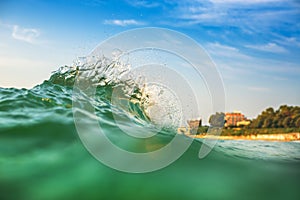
197 105 300 135
249 105 300 128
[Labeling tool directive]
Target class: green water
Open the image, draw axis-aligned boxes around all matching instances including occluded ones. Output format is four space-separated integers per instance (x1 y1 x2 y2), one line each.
0 66 299 200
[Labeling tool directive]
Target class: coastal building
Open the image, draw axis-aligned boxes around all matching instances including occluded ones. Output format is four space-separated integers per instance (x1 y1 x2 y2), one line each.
187 119 202 134
225 111 249 127
236 120 251 127
187 119 202 129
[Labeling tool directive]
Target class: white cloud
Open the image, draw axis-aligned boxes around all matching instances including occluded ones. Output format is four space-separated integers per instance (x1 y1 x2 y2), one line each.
205 42 251 60
275 36 300 48
206 42 239 52
182 12 226 22
204 42 300 81
81 0 105 7
12 25 40 44
170 0 298 33
247 86 270 92
210 0 284 4
245 43 287 53
126 0 160 8
104 19 144 26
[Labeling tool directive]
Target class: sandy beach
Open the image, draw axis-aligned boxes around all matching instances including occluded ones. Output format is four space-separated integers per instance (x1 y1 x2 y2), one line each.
187 132 300 142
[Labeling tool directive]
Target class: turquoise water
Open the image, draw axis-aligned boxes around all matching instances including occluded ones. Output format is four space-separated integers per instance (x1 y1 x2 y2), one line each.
0 65 300 200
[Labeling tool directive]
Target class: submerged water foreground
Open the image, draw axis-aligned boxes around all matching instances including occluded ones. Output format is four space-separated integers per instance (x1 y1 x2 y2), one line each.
0 67 300 200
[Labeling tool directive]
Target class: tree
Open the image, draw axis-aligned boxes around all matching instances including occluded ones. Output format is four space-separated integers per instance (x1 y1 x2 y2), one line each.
266 107 275 114
262 117 272 128
295 117 300 128
250 116 264 128
282 117 291 128
250 105 300 128
197 126 209 134
279 105 290 117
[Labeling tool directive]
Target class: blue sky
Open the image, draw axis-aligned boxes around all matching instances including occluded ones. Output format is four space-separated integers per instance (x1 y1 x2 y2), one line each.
0 0 299 118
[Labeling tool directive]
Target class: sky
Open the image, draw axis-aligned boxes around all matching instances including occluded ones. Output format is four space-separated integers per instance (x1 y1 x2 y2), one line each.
0 0 299 119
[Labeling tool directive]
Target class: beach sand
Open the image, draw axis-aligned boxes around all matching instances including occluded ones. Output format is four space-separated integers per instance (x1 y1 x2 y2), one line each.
187 132 300 142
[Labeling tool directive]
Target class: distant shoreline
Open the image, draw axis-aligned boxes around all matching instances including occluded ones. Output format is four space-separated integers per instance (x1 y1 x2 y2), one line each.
186 132 300 142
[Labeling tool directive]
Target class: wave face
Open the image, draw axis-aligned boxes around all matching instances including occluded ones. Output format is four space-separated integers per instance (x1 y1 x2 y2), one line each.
1 59 300 200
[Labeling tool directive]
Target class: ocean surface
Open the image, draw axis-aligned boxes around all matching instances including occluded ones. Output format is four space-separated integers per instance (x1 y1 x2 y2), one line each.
1 62 300 200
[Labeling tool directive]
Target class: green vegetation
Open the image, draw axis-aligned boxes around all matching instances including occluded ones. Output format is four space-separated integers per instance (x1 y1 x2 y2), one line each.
197 125 209 134
250 105 300 128
221 128 300 136
197 105 300 135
